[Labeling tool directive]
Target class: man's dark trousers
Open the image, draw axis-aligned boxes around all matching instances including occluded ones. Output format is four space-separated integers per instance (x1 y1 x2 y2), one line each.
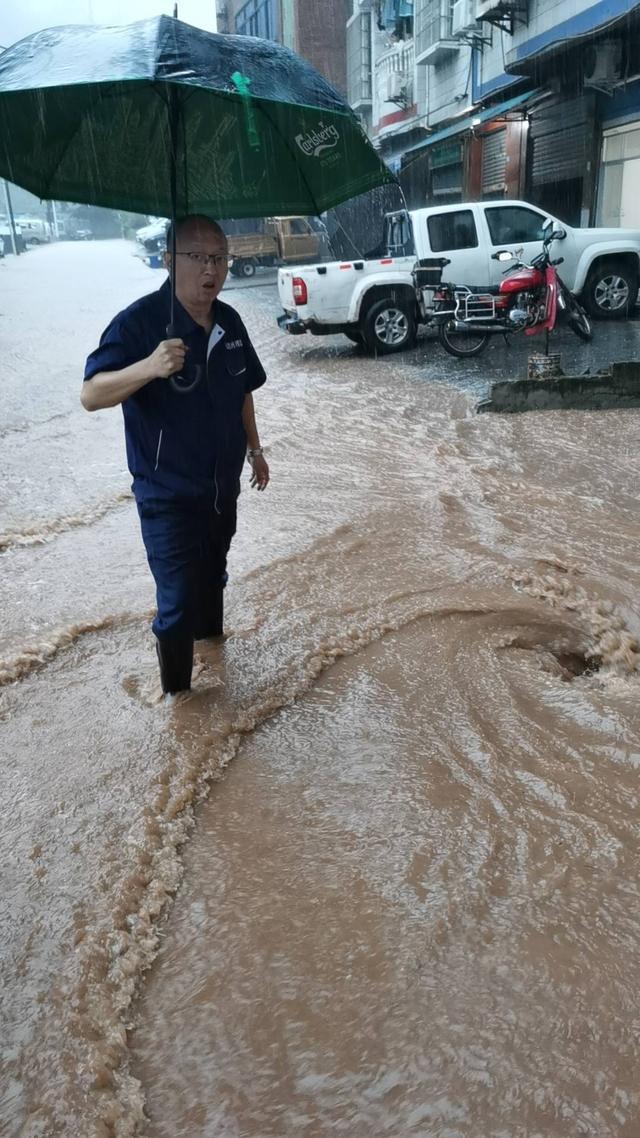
138 498 237 691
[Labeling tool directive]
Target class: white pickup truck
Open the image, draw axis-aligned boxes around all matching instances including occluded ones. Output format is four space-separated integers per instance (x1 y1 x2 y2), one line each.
277 200 640 354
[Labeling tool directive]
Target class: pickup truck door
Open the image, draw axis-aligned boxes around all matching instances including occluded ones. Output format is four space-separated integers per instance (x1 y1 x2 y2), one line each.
413 207 489 285
279 218 320 262
482 204 578 288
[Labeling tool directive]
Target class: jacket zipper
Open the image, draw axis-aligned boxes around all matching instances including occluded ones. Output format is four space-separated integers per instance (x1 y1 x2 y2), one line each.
154 429 163 472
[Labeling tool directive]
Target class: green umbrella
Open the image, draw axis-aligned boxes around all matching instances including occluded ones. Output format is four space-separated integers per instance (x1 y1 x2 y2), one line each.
0 15 393 221
0 14 395 386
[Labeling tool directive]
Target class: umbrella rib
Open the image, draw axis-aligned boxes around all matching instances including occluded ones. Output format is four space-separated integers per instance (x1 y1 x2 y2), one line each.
154 82 192 216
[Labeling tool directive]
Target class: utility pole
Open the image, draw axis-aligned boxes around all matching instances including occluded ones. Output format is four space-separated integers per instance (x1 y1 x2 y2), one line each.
2 179 19 255
46 199 60 239
0 45 19 255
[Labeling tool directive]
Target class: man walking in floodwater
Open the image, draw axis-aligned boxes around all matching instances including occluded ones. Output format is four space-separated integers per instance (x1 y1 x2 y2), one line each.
81 215 269 696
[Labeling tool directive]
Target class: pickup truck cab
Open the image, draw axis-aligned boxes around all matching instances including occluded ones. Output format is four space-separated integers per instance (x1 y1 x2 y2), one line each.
278 200 640 354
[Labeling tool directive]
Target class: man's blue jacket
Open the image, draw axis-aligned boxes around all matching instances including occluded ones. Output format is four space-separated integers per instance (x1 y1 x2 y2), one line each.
84 279 266 507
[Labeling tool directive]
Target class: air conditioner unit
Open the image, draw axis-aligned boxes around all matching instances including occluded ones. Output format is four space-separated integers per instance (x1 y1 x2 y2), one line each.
386 72 408 100
452 0 476 35
583 40 622 89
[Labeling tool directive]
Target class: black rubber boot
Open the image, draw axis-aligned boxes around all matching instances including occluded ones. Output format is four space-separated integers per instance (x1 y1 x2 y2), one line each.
194 585 224 641
156 637 193 694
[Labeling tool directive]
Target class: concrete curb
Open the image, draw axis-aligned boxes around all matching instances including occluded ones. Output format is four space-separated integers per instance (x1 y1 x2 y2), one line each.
477 361 640 414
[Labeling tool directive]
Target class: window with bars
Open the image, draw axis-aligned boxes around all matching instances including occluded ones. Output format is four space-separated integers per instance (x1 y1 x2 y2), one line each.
347 12 373 107
235 0 279 41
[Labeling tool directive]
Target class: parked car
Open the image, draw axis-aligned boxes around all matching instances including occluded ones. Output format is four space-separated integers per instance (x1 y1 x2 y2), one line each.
277 200 640 354
16 217 51 244
136 218 168 253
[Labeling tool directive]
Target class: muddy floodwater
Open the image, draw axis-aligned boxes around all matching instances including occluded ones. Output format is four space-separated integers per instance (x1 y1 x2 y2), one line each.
2 240 640 1138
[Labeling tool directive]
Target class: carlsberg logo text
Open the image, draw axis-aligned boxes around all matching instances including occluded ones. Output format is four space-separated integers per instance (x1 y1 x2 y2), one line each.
295 123 340 158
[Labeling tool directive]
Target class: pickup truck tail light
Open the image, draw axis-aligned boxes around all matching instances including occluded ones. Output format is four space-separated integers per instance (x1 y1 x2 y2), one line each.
292 277 308 305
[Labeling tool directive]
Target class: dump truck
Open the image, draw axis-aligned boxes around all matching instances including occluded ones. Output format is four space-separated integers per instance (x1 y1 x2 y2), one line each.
227 216 328 277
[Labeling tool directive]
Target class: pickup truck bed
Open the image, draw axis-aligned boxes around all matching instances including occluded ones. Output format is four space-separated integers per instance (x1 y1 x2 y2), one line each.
278 253 416 339
229 233 278 259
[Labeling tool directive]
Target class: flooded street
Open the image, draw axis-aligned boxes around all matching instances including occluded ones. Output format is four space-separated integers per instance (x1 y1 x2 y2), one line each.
2 240 640 1138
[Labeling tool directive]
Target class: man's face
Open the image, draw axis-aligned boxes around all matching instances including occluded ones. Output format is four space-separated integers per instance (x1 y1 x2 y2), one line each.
167 221 229 309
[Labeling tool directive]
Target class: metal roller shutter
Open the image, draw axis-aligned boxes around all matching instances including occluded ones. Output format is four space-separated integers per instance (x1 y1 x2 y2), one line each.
481 129 507 195
530 96 591 186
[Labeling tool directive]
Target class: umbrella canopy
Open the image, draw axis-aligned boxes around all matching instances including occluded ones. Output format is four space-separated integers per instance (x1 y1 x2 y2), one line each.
0 15 395 219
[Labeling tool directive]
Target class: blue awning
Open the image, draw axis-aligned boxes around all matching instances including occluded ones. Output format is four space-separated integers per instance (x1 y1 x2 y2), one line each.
403 90 535 159
506 0 639 72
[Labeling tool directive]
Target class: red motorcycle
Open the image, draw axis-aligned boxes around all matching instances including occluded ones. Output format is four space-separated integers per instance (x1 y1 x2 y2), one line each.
429 220 593 358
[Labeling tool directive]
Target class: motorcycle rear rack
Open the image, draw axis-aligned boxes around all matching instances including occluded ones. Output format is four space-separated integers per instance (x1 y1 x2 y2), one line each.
454 289 496 321
419 285 497 323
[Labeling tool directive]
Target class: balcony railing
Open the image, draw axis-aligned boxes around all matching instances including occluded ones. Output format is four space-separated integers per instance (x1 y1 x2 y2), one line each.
415 0 458 64
374 40 415 114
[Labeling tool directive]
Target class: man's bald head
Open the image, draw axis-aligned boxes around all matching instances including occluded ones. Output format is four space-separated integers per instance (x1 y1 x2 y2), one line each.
166 214 227 250
165 215 230 313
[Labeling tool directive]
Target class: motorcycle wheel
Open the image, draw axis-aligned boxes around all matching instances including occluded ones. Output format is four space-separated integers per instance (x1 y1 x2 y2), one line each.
438 321 490 358
563 291 593 343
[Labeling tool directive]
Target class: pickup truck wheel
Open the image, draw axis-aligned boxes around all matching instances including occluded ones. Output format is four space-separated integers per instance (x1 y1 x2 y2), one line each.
583 261 638 319
238 259 256 278
363 298 416 355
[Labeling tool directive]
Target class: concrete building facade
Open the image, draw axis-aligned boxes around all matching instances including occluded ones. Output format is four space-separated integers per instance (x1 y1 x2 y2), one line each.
346 0 640 226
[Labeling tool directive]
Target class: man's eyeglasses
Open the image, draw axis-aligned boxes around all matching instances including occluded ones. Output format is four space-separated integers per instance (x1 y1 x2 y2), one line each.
175 252 231 269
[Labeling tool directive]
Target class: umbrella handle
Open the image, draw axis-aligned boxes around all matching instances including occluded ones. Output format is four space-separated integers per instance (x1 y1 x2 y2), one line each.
166 322 203 394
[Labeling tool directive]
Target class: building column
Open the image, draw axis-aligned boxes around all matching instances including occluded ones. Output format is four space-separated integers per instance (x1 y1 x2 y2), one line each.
280 0 295 51
581 91 600 227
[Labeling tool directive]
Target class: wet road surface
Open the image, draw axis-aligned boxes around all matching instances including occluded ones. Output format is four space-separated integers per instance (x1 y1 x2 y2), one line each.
1 240 639 1138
